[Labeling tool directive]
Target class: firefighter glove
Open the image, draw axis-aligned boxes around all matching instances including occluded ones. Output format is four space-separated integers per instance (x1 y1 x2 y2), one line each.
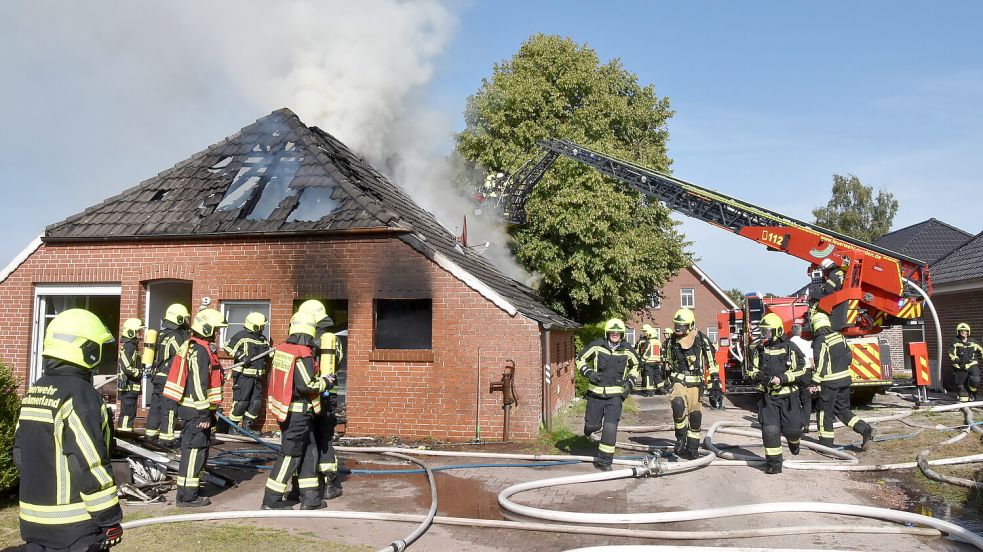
102 523 123 548
581 368 600 384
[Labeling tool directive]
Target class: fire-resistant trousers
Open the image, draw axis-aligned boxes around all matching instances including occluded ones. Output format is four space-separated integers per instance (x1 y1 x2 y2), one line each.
583 394 623 467
817 384 872 447
263 410 321 508
798 384 813 431
954 367 980 402
313 394 340 486
637 363 662 394
669 383 703 455
229 374 264 427
176 406 211 503
118 391 139 431
757 393 802 470
146 377 177 442
25 535 105 552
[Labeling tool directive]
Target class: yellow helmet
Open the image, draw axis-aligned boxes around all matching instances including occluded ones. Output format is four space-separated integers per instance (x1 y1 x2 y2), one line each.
43 309 115 369
603 318 626 337
641 323 653 337
956 322 971 335
244 312 267 333
122 318 146 339
810 312 831 332
760 313 785 340
673 308 695 334
819 258 837 273
298 300 328 323
663 327 672 337
289 311 318 338
164 303 190 326
190 308 227 338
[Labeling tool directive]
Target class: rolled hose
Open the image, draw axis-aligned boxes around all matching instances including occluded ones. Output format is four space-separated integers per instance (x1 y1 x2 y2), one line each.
917 407 983 489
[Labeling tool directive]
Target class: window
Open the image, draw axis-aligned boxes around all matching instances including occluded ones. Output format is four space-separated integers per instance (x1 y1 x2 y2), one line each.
32 285 121 384
219 300 271 349
647 292 662 309
707 327 718 345
374 299 432 349
680 288 695 309
625 328 636 347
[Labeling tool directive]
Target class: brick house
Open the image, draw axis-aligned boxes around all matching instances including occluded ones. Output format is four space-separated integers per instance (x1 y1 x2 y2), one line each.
0 108 578 442
874 218 973 388
627 264 738 345
873 218 974 389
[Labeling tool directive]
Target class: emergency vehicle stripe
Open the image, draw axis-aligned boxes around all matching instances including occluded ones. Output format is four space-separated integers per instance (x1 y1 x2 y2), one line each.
852 346 882 379
65 407 114 488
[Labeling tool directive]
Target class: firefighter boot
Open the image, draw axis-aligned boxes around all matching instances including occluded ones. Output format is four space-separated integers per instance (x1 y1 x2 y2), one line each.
765 459 783 475
324 475 343 500
176 496 211 508
261 499 292 510
788 439 801 456
673 438 686 457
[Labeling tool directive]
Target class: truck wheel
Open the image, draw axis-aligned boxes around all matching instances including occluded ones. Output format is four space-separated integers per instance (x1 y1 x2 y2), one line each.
850 388 877 406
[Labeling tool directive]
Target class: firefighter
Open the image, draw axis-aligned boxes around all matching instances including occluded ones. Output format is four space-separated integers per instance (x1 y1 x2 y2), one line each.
808 312 876 449
635 324 661 396
809 258 848 330
262 311 334 510
163 308 227 507
948 322 982 403
788 324 815 433
224 312 271 429
577 318 640 471
661 327 673 394
665 309 719 458
748 313 806 474
298 299 345 500
117 318 146 432
15 309 124 551
146 303 190 447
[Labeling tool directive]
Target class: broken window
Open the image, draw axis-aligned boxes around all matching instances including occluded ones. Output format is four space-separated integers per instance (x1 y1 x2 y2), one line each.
287 187 339 222
374 299 432 350
215 143 303 220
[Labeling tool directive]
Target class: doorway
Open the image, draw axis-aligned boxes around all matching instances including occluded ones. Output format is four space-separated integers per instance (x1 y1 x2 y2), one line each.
144 280 193 406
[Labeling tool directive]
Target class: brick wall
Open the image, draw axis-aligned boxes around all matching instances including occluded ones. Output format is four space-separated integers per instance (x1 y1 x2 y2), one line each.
0 234 568 441
628 266 731 344
879 326 904 374
927 288 983 390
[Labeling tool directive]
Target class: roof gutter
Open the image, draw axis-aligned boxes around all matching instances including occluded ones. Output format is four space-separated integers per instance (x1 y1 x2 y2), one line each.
0 234 43 285
691 264 739 310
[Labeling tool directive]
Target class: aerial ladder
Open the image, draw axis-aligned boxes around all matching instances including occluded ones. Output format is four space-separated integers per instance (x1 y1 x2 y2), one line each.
497 139 942 398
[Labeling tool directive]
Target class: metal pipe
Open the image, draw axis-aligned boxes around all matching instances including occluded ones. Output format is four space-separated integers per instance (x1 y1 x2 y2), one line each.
903 277 943 392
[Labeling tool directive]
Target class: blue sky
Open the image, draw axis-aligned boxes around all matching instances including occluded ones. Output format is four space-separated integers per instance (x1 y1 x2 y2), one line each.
2 1 981 296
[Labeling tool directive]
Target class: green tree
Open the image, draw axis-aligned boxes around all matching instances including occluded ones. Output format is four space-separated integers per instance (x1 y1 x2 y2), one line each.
725 288 744 306
456 34 690 323
0 362 20 490
812 174 899 243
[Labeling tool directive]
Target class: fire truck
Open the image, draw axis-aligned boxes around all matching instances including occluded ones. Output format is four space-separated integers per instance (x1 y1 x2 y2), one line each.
494 139 939 404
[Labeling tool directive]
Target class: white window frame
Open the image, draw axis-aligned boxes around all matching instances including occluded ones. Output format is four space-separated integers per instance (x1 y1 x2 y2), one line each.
625 328 636 347
219 300 271 349
707 327 718 345
647 292 662 310
680 288 695 309
32 284 121 384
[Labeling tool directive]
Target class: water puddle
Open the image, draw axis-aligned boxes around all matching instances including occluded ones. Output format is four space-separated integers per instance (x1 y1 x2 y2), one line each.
879 474 983 547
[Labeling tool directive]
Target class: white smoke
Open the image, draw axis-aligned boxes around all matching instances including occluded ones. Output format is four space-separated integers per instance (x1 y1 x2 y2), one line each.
3 0 530 281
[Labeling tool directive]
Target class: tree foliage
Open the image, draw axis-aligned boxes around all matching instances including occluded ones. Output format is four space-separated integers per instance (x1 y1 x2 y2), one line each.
0 362 20 490
725 288 744 306
455 34 690 323
812 174 899 243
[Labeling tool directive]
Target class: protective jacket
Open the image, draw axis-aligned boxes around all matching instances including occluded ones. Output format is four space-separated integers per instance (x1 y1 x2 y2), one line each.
949 337 983 371
117 338 142 393
163 336 223 410
151 322 188 380
267 338 329 422
225 329 270 378
749 336 806 395
811 328 853 388
665 331 718 388
576 338 640 398
14 361 122 549
637 337 661 364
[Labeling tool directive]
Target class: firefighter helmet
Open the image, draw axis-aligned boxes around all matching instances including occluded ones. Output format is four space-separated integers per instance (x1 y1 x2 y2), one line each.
819 258 837 273
164 303 190 326
42 309 115 369
190 308 227 338
289 311 318 338
641 324 653 338
673 308 696 335
663 327 672 337
298 299 335 326
760 313 785 340
604 318 626 338
956 322 971 336
244 312 267 333
122 318 146 339
811 312 831 332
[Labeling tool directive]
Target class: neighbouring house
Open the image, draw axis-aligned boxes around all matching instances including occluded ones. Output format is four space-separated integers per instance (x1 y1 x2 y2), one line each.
0 108 579 442
874 218 974 389
627 264 738 345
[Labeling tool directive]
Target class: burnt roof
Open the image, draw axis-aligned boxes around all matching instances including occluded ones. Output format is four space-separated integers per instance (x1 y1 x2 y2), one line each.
873 218 973 265
931 230 983 285
44 108 576 328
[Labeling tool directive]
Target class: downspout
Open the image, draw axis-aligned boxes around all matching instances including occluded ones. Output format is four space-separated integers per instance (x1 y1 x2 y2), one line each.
474 347 482 442
542 326 552 433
